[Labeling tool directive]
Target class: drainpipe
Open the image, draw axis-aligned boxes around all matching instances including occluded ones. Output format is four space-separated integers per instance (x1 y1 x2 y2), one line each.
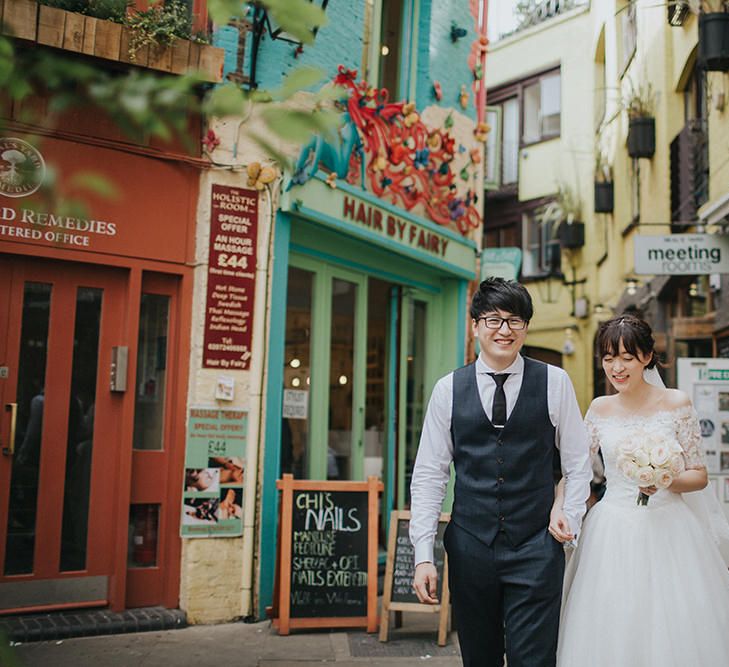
477 0 490 125
240 177 280 619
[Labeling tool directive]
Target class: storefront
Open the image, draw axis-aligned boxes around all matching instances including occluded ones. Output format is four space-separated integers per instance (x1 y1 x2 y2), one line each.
0 133 199 613
257 173 478 614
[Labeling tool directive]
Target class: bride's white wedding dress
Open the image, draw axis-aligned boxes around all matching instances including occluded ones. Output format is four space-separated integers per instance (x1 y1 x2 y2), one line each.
557 405 729 666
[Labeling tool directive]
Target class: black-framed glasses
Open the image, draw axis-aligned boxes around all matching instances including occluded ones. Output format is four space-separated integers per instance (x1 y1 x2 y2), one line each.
476 316 528 331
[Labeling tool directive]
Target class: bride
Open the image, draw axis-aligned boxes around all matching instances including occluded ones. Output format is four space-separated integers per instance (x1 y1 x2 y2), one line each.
553 314 729 666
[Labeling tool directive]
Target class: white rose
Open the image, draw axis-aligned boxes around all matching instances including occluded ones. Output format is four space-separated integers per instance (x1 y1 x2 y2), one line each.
649 446 670 467
621 460 639 481
669 453 685 475
655 471 674 489
636 466 656 486
633 449 651 467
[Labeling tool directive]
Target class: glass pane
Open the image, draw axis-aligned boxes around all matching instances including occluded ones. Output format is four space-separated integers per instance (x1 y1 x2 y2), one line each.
4 282 52 576
328 279 356 480
133 294 170 451
365 279 390 481
523 82 540 143
128 504 159 568
379 0 404 97
60 287 102 572
404 300 427 506
502 98 520 184
282 267 314 478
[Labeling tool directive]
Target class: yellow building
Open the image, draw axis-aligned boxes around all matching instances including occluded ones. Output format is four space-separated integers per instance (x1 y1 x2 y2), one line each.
484 0 728 407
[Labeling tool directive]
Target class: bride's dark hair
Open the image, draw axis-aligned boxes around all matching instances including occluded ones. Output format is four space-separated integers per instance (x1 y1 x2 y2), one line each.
596 314 658 369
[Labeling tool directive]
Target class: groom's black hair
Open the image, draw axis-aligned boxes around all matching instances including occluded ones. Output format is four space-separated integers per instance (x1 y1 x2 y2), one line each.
470 277 534 321
596 314 658 369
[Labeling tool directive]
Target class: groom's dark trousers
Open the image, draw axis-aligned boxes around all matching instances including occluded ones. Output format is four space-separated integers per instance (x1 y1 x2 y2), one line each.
445 358 565 667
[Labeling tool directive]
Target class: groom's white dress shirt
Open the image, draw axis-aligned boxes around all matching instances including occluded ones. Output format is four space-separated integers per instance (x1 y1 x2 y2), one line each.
410 354 592 566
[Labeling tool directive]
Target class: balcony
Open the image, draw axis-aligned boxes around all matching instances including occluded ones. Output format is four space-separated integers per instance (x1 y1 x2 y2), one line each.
0 0 225 82
512 0 589 34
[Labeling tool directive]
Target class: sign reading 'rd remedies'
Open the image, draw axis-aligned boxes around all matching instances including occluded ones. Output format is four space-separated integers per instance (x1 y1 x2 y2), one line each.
273 475 383 635
203 185 258 370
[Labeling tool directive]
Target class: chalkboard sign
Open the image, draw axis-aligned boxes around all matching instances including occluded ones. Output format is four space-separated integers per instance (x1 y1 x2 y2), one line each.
290 489 369 618
379 510 451 645
391 516 447 604
273 475 383 635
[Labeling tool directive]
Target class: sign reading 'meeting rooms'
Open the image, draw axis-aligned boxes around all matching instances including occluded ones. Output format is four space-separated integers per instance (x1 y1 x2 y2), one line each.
634 234 729 275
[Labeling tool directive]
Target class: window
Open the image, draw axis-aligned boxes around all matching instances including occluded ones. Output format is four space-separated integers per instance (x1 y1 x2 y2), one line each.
378 0 405 99
621 2 637 72
522 208 560 278
486 68 560 190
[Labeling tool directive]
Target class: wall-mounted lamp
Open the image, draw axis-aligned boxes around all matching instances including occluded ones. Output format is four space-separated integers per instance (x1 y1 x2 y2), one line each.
451 21 468 43
689 282 699 298
625 278 640 296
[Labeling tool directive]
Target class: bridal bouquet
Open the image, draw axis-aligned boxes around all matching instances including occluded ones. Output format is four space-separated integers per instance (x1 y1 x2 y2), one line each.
616 436 685 506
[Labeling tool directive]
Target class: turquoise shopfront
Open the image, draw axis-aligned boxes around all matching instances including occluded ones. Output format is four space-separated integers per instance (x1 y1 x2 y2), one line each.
258 173 478 615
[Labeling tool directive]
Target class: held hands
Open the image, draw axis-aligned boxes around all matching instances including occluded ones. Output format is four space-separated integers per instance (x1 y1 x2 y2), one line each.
639 485 658 496
413 562 439 605
548 507 574 543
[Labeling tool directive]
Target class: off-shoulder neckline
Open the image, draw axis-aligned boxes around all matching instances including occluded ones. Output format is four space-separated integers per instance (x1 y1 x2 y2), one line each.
585 403 695 424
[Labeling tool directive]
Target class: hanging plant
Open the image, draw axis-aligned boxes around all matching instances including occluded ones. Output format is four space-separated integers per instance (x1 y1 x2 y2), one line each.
124 0 197 62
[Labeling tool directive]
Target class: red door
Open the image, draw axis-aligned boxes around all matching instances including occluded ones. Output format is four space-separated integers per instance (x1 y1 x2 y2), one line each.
0 255 124 612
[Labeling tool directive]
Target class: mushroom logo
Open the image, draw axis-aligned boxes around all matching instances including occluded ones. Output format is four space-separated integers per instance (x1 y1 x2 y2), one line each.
0 138 45 198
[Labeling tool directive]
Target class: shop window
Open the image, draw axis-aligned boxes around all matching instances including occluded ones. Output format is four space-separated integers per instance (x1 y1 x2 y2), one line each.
128 504 160 568
133 294 170 451
60 287 103 572
282 267 314 479
378 0 405 99
522 72 560 144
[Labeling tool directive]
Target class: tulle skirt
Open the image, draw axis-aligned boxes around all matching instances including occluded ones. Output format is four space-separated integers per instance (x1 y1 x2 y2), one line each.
557 492 729 666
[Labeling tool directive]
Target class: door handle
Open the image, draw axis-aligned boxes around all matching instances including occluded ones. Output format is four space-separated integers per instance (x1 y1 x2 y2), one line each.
2 403 17 456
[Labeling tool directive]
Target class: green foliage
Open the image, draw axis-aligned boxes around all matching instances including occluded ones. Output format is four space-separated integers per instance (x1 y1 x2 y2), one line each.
41 0 130 22
124 0 194 61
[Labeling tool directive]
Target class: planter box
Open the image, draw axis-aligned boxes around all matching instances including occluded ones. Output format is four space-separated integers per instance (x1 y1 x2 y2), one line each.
594 181 614 214
699 12 729 72
2 1 224 82
627 116 655 159
558 221 585 249
37 5 65 47
2 0 38 41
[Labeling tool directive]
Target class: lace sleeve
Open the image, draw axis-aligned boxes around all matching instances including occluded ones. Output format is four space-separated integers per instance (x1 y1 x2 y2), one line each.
584 416 601 457
675 407 706 470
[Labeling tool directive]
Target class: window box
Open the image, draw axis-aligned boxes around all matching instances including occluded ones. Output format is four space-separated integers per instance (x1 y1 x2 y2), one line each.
699 12 729 72
627 116 655 159
558 220 585 249
594 181 614 214
1 0 224 82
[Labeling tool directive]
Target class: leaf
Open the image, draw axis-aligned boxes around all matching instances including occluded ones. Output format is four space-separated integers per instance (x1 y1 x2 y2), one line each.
265 0 329 45
69 172 121 200
204 82 248 116
247 133 292 171
206 0 246 24
272 66 325 101
261 108 340 144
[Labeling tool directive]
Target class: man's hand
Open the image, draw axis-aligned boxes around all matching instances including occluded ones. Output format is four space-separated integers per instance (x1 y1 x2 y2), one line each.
548 508 574 543
412 562 439 604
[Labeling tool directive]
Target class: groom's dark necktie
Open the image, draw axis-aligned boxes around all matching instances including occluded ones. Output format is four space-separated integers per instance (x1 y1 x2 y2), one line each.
487 373 510 427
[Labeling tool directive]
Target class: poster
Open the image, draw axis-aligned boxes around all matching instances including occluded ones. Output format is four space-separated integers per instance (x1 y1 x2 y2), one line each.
181 407 247 537
202 185 258 370
678 358 729 522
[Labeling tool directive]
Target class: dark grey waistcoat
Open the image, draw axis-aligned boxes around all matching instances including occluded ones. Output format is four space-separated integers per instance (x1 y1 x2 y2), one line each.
450 357 558 547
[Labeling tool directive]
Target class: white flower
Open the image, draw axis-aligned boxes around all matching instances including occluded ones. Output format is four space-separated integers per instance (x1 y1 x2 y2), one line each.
649 446 670 467
655 471 674 489
620 459 639 481
633 448 651 467
636 466 656 486
668 453 685 475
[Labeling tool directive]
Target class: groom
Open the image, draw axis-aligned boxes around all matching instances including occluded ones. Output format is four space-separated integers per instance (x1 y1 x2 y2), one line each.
410 277 592 667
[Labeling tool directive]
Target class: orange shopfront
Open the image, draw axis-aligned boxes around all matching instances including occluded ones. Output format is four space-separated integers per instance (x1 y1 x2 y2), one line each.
0 133 198 613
